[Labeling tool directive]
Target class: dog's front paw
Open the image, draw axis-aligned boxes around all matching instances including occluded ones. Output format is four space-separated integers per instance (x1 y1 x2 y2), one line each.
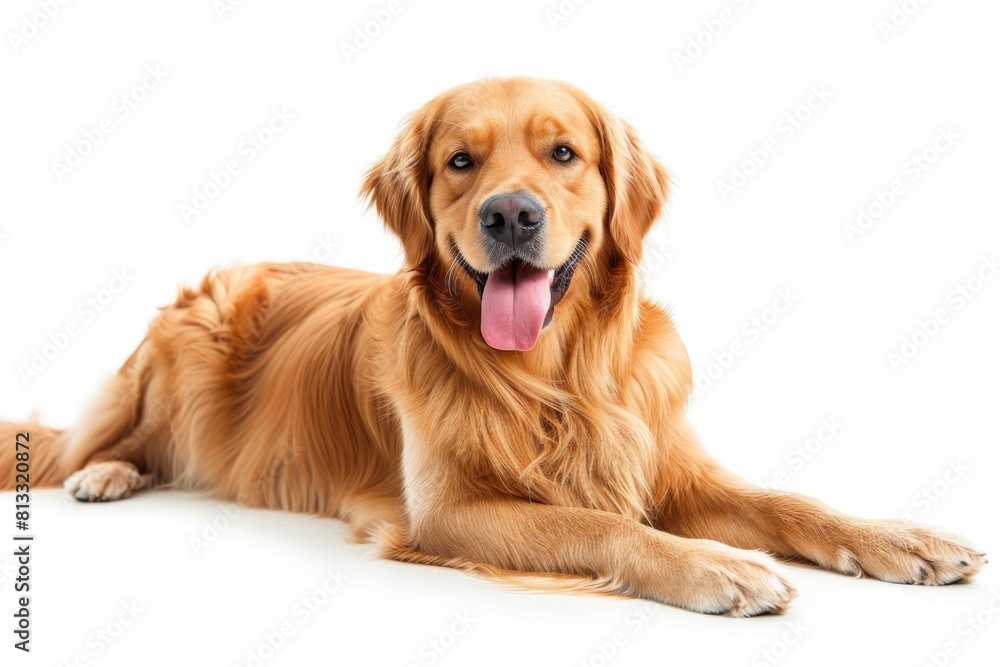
670 542 798 617
830 521 986 585
64 461 151 502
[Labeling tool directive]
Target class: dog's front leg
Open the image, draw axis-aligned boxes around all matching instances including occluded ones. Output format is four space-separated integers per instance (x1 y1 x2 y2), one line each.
399 426 796 616
654 420 986 585
410 497 798 616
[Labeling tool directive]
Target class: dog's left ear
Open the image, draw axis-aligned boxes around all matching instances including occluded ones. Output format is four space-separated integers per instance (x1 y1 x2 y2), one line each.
593 107 670 265
360 100 441 269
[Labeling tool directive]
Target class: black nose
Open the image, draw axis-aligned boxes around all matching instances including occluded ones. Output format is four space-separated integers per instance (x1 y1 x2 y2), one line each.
479 193 545 249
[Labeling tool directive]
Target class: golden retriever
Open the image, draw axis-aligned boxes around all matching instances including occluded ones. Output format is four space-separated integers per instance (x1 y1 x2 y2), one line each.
1 77 985 616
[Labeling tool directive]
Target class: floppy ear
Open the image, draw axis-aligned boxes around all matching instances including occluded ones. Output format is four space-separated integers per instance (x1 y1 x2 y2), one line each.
594 108 670 265
361 102 439 268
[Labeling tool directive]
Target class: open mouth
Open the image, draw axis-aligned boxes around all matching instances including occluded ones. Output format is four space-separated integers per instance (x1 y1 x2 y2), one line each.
454 234 588 351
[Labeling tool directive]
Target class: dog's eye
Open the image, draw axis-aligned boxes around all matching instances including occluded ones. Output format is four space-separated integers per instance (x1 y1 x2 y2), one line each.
449 153 473 170
552 145 575 163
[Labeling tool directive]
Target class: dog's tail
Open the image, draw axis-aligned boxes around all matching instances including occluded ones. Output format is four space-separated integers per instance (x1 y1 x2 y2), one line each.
0 421 69 490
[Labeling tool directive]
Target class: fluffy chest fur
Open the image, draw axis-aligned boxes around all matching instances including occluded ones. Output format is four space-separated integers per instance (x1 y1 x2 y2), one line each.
374 278 689 524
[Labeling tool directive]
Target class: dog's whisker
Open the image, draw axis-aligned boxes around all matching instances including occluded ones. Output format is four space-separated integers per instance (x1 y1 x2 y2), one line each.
430 117 468 131
445 256 461 296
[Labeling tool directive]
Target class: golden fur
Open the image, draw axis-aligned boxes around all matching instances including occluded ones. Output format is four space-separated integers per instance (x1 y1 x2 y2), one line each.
1 78 985 616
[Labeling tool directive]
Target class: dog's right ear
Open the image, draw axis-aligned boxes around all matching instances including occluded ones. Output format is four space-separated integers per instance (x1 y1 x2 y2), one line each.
361 99 441 269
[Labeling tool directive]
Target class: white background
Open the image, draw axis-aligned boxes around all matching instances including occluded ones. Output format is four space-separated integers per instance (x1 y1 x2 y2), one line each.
2 0 999 665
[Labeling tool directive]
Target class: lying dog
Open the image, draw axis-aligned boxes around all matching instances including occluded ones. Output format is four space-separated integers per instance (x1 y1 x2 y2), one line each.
1 77 984 616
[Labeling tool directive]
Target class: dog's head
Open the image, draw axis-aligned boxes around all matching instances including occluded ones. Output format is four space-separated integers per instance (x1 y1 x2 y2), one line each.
362 77 668 351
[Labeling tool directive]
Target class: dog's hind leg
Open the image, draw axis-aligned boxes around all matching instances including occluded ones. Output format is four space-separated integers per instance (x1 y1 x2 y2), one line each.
62 341 168 502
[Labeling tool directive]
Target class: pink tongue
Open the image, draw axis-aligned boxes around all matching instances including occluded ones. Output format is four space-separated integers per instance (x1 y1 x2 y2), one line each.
481 263 551 351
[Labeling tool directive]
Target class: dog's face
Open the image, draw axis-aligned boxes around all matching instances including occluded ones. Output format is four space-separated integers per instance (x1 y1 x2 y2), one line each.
363 77 668 351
